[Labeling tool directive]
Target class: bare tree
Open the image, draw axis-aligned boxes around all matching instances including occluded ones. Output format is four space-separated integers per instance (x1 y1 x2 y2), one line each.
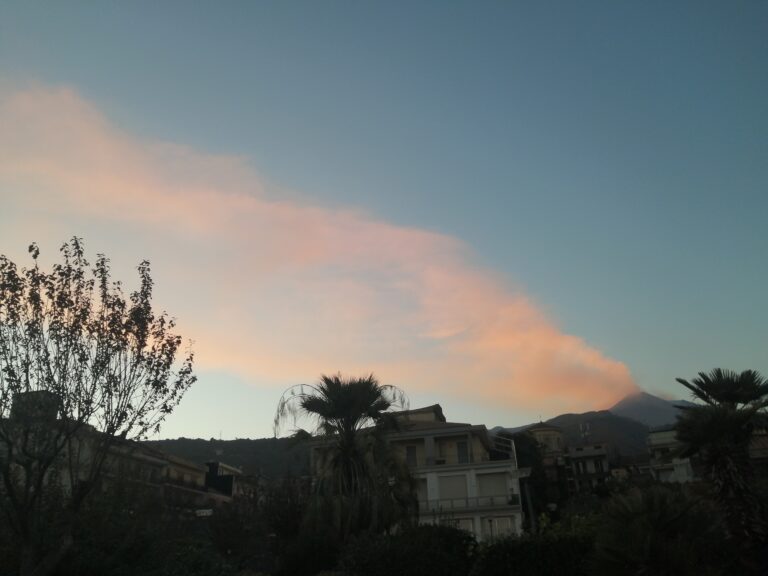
0 238 196 576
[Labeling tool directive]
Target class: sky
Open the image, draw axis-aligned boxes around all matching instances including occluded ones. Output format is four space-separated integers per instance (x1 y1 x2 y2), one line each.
0 1 766 439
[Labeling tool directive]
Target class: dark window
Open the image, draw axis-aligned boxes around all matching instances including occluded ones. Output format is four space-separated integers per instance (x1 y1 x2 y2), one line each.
406 445 417 467
457 441 469 464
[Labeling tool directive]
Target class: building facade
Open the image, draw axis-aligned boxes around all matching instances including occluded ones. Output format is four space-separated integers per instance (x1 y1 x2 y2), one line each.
387 405 528 541
566 443 611 492
647 425 698 483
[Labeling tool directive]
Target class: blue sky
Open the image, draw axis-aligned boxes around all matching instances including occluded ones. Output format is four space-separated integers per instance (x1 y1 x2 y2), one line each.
1 1 766 438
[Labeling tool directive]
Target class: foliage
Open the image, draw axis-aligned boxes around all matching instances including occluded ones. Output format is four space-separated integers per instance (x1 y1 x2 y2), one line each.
156 538 236 576
340 525 476 576
273 373 407 438
0 238 195 576
471 497 598 576
274 374 414 541
55 481 166 576
471 520 594 576
593 485 733 576
675 368 768 545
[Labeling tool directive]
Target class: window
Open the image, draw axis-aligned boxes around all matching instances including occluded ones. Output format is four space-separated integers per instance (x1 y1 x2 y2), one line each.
477 473 507 497
406 445 417 467
440 518 460 528
595 459 604 473
438 475 468 499
485 516 513 538
457 441 469 464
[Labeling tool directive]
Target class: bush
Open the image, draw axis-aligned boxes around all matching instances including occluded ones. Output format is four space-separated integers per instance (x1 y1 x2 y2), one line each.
340 525 476 576
274 526 339 576
593 486 734 576
470 532 593 576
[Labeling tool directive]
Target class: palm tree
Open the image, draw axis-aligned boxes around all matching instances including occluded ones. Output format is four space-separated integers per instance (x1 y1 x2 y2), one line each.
675 368 768 546
595 486 732 576
274 374 413 540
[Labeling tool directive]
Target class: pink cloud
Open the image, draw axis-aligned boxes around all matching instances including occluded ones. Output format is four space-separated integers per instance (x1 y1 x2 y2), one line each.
0 84 638 416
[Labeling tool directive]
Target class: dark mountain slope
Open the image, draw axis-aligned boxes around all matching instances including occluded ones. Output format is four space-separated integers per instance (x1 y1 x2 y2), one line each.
546 410 650 457
144 437 309 477
609 391 694 428
493 410 651 459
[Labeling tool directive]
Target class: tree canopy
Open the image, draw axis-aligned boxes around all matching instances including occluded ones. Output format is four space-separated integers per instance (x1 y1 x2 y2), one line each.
274 374 413 543
0 238 196 576
675 368 768 557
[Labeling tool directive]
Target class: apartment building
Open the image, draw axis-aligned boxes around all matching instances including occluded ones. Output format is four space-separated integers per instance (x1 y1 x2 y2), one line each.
1 391 235 513
524 423 570 508
566 443 611 492
387 405 529 541
647 425 698 483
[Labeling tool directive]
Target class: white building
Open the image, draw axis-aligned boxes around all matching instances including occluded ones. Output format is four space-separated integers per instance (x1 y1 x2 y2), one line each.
647 425 697 483
387 405 529 540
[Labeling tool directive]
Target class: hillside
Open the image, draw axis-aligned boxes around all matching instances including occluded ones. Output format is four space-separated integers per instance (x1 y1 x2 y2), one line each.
493 409 652 460
609 391 693 428
144 437 310 477
546 410 650 458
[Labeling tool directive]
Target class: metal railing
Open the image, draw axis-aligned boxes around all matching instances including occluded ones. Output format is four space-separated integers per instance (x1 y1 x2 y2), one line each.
419 494 520 511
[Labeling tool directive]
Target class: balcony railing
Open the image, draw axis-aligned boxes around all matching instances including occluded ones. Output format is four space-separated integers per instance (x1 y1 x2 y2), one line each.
419 494 520 511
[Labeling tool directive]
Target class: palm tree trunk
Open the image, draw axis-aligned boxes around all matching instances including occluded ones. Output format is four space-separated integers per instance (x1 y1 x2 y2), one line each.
713 455 767 545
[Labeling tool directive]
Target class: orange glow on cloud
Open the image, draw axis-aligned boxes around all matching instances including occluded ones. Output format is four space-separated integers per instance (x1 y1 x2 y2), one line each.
0 84 637 416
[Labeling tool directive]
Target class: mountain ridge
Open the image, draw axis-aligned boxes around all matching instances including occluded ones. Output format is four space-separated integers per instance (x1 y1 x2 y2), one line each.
491 391 695 459
608 391 694 428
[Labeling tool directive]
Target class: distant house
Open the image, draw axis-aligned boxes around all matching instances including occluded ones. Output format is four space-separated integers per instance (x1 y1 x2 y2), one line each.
0 391 235 514
647 425 699 483
385 405 529 540
205 460 244 497
526 423 566 455
522 423 570 508
566 443 611 492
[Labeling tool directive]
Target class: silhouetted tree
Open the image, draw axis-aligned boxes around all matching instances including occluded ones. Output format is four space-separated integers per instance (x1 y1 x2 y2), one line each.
0 239 195 576
675 368 768 549
274 374 413 543
594 486 732 576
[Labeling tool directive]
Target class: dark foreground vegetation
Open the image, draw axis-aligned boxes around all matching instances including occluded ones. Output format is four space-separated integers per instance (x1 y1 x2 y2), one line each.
0 479 758 576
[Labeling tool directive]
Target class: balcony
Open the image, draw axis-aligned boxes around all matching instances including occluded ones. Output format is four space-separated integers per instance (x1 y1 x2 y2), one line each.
419 493 521 511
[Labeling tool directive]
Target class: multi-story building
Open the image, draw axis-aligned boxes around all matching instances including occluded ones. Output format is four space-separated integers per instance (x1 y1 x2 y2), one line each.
524 423 570 508
307 403 528 540
1 391 236 513
647 425 698 483
386 405 528 540
566 443 611 492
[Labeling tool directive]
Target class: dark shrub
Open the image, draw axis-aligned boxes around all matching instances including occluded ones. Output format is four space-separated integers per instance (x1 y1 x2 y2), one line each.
593 486 735 576
470 533 593 576
274 526 339 576
340 525 476 576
